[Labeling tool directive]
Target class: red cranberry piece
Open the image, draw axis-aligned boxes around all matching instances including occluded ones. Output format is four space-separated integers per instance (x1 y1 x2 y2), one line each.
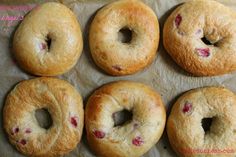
70 117 78 128
25 128 31 134
112 65 122 71
175 14 182 27
13 127 19 134
20 139 26 145
93 130 105 139
182 102 192 113
132 136 144 146
196 48 210 57
40 43 47 50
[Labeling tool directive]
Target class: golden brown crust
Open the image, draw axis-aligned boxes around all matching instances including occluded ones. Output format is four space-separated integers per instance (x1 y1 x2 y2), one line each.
85 81 166 157
163 0 236 76
3 77 84 157
89 0 159 76
167 87 236 157
13 2 83 76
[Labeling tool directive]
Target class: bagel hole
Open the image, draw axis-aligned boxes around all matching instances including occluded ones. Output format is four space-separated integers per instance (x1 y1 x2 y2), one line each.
201 37 217 46
35 108 53 129
112 109 133 127
45 35 52 50
201 117 213 133
118 28 133 43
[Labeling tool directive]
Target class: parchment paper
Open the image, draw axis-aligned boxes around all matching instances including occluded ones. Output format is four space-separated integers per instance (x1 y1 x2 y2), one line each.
0 0 236 156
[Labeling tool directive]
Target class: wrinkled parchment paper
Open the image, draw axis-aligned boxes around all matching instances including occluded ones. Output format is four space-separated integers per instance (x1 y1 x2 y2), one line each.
1 0 236 156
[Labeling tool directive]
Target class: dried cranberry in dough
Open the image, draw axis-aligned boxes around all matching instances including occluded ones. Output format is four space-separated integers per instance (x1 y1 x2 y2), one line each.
163 0 236 76
89 0 159 76
167 87 236 157
85 81 166 157
3 77 84 156
13 2 83 76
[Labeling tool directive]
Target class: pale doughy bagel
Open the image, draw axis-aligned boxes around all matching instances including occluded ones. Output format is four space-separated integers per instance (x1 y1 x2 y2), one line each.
13 2 83 76
167 87 236 157
89 0 159 76
3 77 84 157
85 81 166 157
163 0 236 76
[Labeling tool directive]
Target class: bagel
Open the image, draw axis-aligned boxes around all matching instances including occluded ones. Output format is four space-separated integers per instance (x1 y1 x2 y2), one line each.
3 77 84 157
89 0 159 76
85 81 166 157
13 2 83 76
167 87 236 157
163 0 236 76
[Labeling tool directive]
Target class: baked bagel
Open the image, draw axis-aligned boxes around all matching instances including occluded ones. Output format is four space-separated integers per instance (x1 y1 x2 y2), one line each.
3 77 84 157
13 2 83 76
89 0 159 76
167 87 236 157
85 81 166 157
163 0 236 76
